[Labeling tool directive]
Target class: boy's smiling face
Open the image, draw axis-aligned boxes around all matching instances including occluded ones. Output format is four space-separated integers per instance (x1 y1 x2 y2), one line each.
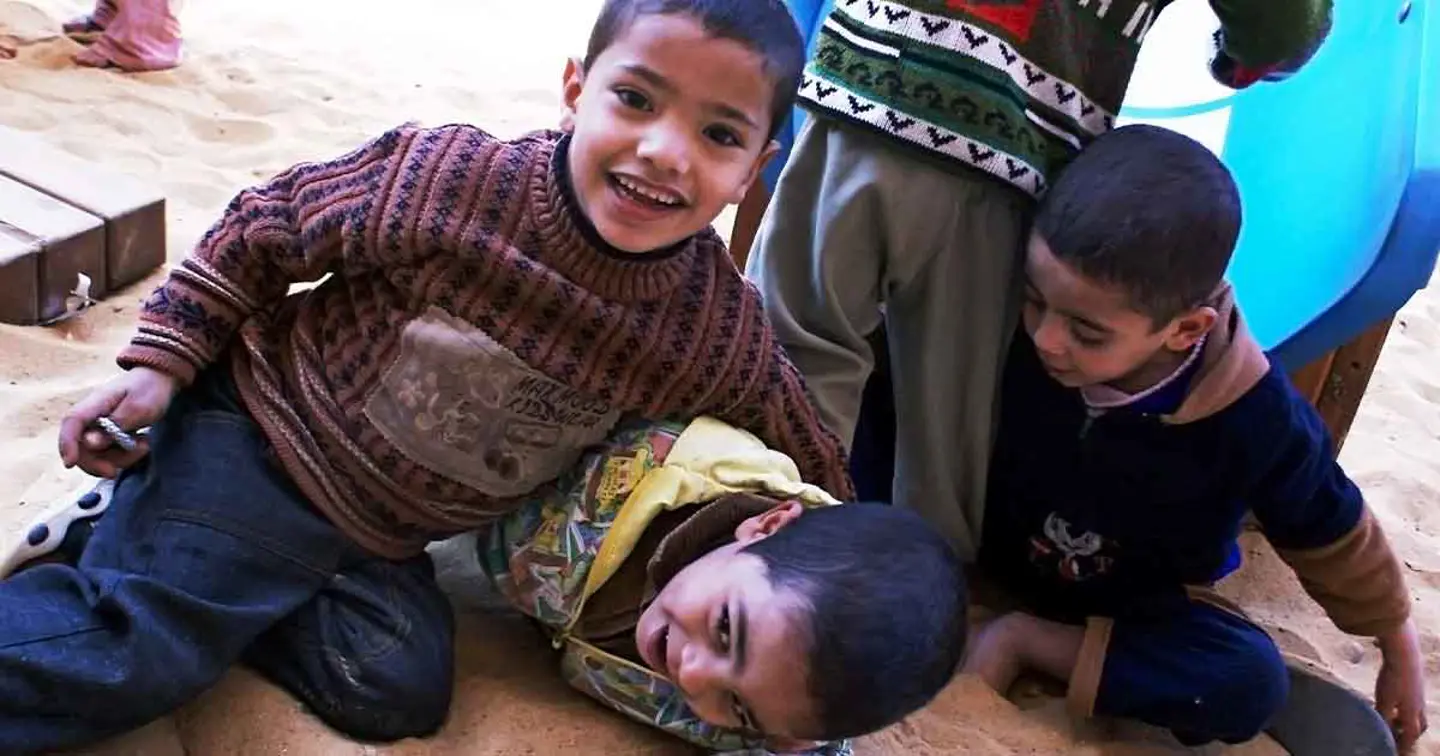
634 501 820 747
560 13 779 253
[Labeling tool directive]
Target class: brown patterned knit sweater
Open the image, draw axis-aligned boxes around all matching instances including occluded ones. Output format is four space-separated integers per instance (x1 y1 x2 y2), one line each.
118 124 854 559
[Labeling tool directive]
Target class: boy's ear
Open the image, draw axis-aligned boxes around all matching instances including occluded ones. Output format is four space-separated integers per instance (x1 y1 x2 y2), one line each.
560 57 586 132
1163 305 1218 351
726 138 782 205
733 500 805 544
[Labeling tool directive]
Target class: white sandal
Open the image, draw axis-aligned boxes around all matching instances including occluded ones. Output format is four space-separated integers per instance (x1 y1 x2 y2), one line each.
0 478 114 579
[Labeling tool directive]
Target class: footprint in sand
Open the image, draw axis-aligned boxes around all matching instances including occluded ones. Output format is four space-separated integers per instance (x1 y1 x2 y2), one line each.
210 86 284 118
1398 311 1440 351
184 114 275 145
1265 623 1326 665
0 91 58 130
1402 367 1440 408
0 0 60 45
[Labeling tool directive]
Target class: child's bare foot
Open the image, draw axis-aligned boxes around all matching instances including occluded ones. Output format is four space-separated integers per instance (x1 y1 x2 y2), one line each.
963 614 1026 695
73 42 181 73
73 45 116 69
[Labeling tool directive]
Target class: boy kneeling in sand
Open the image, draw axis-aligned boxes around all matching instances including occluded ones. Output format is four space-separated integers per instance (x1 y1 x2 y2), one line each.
964 125 1428 748
0 1 885 752
478 415 965 754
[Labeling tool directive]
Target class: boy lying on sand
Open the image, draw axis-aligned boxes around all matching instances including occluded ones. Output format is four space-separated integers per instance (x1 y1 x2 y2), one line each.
478 415 966 754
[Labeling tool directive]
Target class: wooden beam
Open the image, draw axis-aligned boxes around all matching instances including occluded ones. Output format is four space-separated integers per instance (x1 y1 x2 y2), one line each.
0 125 167 293
1310 317 1394 453
1287 350 1336 408
0 174 106 325
728 181 772 271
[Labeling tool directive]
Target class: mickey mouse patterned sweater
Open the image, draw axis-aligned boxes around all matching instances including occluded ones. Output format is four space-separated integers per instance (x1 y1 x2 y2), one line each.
117 124 854 559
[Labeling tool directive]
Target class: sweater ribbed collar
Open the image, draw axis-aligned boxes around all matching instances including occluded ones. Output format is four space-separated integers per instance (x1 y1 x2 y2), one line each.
528 132 699 302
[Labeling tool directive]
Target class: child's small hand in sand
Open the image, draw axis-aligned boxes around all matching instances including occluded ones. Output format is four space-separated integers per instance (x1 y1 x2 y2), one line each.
962 614 1026 695
1376 618 1428 750
962 612 1086 699
58 367 180 478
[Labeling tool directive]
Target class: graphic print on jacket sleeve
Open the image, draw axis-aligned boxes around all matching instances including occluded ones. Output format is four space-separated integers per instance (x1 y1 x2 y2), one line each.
365 306 622 497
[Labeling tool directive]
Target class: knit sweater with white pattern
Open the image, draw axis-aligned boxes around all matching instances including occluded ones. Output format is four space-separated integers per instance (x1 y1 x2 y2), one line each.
802 0 1331 196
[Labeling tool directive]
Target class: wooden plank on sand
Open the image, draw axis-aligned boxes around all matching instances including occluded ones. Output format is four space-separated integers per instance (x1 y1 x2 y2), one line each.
0 125 166 291
0 174 106 325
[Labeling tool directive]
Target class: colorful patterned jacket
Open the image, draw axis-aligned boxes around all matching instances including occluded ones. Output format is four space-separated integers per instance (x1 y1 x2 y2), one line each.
477 416 852 755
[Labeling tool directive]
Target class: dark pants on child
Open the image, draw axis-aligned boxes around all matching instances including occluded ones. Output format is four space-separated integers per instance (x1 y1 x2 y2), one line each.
1088 595 1289 745
0 368 456 753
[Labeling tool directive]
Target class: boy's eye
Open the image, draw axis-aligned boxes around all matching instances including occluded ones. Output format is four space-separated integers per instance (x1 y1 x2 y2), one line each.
1069 324 1107 348
615 88 651 111
705 125 743 148
716 605 732 650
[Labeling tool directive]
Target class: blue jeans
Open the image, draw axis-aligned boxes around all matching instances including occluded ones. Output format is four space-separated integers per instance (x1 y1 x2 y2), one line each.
0 368 455 753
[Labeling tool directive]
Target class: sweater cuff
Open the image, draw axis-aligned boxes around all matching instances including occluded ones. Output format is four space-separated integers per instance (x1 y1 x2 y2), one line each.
1277 507 1411 637
117 342 200 387
1066 616 1114 720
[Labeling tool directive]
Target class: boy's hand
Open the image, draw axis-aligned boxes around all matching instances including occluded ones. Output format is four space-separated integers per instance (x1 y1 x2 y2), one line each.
58 367 180 478
1208 14 1330 90
1376 619 1428 750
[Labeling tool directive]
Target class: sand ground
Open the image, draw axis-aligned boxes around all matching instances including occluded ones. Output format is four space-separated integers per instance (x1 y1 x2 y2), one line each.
1 0 1436 753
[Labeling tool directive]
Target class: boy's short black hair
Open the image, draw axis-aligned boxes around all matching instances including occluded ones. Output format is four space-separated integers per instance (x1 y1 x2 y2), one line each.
1035 124 1242 325
583 0 806 140
742 503 966 740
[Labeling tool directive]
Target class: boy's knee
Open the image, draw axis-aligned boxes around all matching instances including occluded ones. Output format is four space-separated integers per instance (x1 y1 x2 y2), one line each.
1179 633 1289 745
1223 637 1289 741
1103 614 1290 746
306 670 453 742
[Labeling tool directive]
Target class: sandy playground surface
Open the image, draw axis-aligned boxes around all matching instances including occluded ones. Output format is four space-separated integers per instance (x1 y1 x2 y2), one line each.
1 0 1437 753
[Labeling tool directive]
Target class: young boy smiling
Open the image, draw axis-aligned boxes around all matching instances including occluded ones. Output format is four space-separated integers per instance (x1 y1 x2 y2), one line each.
1 1 852 752
480 415 966 754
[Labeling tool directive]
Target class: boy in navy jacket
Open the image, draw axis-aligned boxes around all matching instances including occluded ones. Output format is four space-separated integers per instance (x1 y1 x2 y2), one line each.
965 125 1427 748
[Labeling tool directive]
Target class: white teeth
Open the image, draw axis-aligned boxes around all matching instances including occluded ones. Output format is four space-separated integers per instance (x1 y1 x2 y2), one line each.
616 175 681 206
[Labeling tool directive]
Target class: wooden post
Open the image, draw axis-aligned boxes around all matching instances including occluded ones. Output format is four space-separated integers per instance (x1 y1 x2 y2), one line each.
729 181 772 271
0 126 167 297
1288 317 1394 455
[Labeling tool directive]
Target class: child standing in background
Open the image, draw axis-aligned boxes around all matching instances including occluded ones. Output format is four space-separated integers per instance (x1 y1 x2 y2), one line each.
745 0 1332 559
62 0 183 71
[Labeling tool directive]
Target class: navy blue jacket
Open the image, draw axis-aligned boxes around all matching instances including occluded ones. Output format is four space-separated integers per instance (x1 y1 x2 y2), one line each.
980 293 1408 635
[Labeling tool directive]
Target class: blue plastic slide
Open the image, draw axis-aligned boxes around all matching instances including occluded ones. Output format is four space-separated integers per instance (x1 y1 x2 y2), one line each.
766 0 1440 370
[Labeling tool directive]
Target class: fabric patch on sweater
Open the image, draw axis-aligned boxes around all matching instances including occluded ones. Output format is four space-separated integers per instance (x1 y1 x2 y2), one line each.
365 306 620 497
947 0 1044 41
